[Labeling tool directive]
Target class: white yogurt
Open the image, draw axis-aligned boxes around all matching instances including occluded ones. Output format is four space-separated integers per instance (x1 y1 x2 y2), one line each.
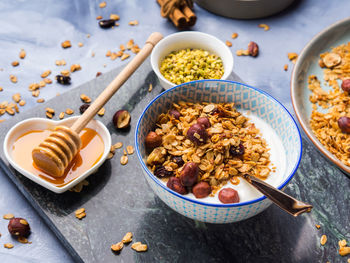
159 111 287 204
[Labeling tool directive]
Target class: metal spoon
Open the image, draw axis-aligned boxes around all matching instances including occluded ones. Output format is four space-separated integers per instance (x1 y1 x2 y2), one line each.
242 174 313 217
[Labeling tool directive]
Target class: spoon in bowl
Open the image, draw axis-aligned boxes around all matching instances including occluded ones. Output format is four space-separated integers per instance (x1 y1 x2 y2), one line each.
242 173 313 216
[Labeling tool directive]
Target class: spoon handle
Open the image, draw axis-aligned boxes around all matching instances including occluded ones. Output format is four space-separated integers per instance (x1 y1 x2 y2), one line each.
242 174 313 217
71 32 163 134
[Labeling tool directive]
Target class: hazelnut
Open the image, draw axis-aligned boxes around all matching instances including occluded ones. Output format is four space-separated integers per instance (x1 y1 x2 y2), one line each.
145 131 162 149
113 110 131 129
338 116 350 134
167 177 187 195
187 123 208 144
192 182 211 198
197 117 211 129
8 218 30 237
218 188 240 204
341 79 350 93
248 41 259 57
180 162 198 187
169 109 180 120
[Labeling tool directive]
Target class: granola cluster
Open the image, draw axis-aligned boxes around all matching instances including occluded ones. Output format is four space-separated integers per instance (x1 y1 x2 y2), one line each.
146 102 272 197
308 42 350 166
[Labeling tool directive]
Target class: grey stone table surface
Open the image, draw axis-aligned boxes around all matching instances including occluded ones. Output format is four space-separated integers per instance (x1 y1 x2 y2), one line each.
0 0 349 262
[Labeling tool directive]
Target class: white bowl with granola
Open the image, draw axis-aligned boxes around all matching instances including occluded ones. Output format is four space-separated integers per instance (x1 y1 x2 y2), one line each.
136 80 301 223
151 31 233 90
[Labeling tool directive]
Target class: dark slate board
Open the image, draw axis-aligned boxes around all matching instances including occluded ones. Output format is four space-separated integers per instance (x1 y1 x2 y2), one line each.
0 60 349 263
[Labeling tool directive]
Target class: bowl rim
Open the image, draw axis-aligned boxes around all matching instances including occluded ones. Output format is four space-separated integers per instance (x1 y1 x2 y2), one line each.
150 31 234 88
136 79 302 207
290 16 350 175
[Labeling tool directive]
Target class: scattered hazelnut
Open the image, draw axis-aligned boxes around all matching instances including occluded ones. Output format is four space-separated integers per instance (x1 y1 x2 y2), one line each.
192 182 211 198
187 123 208 144
197 117 211 129
145 131 162 149
113 110 131 129
341 79 350 93
169 109 180 120
166 177 187 195
218 188 239 204
8 218 30 237
248 41 259 57
180 162 198 187
338 116 350 134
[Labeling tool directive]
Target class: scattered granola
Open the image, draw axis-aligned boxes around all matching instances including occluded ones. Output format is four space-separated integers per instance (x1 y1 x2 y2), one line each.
284 64 288 71
98 108 105 116
126 145 134 155
231 33 238 39
37 98 45 103
110 14 120 21
59 112 65 119
226 40 232 47
126 39 134 50
65 108 74 115
4 243 14 249
120 155 128 165
320 235 327 245
107 152 114 159
12 93 21 103
80 94 92 103
41 70 51 78
69 180 89 193
315 224 321 229
258 23 270 31
148 83 153 92
70 64 82 72
75 208 86 219
19 49 26 59
61 70 70 77
128 20 139 26
288 52 298 64
121 53 130 61
78 42 83 47
114 142 123 149
19 100 26 106
131 242 147 252
17 237 31 244
236 49 250 56
96 15 103 20
12 61 19 67
61 40 72 49
111 242 123 252
55 59 66 66
122 232 133 243
3 213 14 220
10 75 17 83
99 1 106 8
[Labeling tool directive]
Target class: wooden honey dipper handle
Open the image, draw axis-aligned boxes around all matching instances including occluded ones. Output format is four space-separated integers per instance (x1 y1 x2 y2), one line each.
71 32 163 133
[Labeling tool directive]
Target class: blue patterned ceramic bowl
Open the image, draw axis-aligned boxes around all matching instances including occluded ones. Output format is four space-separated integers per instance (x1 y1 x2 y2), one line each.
135 80 302 223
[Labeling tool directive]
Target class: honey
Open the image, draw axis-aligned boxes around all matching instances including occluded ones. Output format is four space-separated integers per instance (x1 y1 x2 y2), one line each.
11 128 104 187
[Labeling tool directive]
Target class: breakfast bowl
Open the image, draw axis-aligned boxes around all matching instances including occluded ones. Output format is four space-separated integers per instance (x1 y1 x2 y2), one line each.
150 31 234 90
3 116 111 194
135 80 302 223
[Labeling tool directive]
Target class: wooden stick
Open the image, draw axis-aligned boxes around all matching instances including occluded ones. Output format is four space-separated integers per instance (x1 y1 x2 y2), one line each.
71 32 163 133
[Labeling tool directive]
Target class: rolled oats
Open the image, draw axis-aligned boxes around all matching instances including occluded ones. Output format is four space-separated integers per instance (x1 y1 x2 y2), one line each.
12 61 19 67
122 232 133 243
128 20 138 26
75 208 86 219
320 235 327 245
37 98 45 103
226 41 232 47
59 112 65 119
10 75 17 83
44 78 52 84
70 64 82 72
121 53 130 61
99 1 106 8
126 145 134 155
131 242 147 252
111 242 123 252
41 70 51 78
110 14 120 20
19 49 26 59
97 108 105 116
126 39 134 50
80 94 91 103
258 23 270 31
3 213 14 220
12 93 21 103
120 155 128 165
65 108 74 115
231 33 238 39
4 243 14 249
114 142 123 149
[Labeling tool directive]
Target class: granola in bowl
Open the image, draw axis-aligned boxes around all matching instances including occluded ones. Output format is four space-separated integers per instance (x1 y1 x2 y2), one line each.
308 42 350 166
145 101 280 204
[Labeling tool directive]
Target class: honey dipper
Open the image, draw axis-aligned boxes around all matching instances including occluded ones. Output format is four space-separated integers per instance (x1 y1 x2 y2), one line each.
32 32 163 177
